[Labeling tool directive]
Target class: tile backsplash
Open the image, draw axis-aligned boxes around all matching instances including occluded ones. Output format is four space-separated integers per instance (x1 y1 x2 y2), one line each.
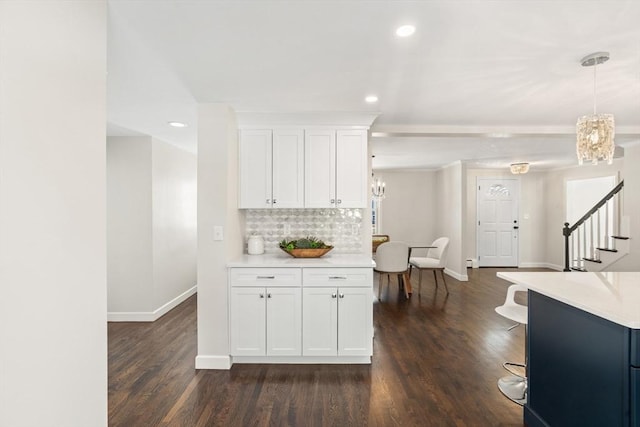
245 208 365 254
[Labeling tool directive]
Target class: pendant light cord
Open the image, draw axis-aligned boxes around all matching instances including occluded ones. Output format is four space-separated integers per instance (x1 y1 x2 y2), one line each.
593 62 597 115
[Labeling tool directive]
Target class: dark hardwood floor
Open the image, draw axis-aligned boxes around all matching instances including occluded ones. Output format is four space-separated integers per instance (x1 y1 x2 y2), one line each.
109 267 544 426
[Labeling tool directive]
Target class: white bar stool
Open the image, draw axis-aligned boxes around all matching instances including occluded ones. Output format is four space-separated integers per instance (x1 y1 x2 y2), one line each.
495 284 528 406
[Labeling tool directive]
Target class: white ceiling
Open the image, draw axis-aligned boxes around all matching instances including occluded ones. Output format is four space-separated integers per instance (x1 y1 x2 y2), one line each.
107 0 640 171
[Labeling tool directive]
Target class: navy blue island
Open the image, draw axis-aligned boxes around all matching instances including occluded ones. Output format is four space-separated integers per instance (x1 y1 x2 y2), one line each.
498 271 640 427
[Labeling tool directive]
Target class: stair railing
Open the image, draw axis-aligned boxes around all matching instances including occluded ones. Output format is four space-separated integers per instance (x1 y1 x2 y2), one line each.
563 180 624 272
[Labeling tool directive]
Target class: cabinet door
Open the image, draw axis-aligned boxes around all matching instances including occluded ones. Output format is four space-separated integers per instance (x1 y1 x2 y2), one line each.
239 130 272 209
230 287 266 356
272 129 304 208
338 287 373 356
266 287 302 356
302 287 338 356
632 367 639 427
335 130 368 208
304 129 336 208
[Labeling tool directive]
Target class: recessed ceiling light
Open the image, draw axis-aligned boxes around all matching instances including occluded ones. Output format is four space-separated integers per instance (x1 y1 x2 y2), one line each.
365 95 379 103
168 121 187 128
396 25 416 37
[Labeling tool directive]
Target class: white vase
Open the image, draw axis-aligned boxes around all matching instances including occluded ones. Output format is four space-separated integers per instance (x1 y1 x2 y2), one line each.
247 235 264 255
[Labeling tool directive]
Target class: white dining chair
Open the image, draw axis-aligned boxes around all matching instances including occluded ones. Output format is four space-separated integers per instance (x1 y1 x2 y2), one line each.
408 237 450 295
374 241 410 300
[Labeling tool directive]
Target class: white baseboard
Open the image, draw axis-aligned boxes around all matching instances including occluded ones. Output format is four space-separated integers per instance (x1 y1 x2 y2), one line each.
519 262 563 271
107 285 197 322
231 355 371 365
195 355 232 370
445 268 468 282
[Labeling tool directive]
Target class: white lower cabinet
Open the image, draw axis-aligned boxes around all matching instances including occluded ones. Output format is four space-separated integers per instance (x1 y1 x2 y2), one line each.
230 266 372 363
302 286 372 357
302 287 338 356
337 286 373 356
266 287 301 356
230 287 266 356
230 286 301 356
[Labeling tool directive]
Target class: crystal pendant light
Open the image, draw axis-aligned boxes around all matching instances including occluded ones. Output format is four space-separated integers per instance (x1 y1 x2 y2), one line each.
576 52 615 165
509 163 530 174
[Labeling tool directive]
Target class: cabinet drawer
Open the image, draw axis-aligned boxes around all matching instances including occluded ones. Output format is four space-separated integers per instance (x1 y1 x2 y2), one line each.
230 268 302 287
303 268 372 287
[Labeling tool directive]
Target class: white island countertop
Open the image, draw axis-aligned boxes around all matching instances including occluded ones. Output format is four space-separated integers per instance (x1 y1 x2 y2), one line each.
228 253 375 268
497 271 640 329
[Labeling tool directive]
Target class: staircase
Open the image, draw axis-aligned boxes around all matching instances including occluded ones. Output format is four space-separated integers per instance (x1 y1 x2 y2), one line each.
563 181 630 272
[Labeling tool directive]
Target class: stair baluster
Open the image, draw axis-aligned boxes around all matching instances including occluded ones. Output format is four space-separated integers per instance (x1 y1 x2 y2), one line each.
563 180 625 272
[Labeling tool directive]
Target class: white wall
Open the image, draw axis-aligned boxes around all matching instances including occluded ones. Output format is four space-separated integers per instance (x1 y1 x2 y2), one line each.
435 162 467 281
107 136 197 320
377 170 438 244
465 169 547 268
152 139 198 309
0 2 107 426
196 104 244 369
107 137 154 312
612 143 640 270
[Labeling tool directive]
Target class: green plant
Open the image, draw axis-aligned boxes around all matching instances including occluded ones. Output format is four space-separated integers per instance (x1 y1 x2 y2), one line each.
279 236 332 250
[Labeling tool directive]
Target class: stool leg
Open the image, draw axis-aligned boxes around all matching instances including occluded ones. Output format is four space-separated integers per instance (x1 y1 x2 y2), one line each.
498 323 528 406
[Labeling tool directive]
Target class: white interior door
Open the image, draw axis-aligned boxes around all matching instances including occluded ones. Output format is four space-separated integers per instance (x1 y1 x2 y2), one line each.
477 178 519 267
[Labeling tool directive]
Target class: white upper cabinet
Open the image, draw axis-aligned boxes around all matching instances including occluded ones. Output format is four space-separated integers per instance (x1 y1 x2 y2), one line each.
304 129 336 208
305 129 368 208
272 129 305 208
335 130 368 208
238 129 304 209
239 130 272 209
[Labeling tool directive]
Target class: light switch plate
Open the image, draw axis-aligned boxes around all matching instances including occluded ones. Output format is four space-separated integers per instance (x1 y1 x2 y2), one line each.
213 226 224 241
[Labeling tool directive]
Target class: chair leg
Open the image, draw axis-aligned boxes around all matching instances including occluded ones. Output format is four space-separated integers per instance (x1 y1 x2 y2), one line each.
418 269 423 295
440 269 449 294
378 272 382 301
387 273 391 296
433 270 438 290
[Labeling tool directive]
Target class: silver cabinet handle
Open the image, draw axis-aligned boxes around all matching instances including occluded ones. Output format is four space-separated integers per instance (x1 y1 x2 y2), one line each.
330 199 335 204
339 293 345 298
337 199 342 204
257 276 275 279
331 293 337 298
273 199 277 204
267 293 272 298
266 199 271 204
259 293 265 298
329 276 347 280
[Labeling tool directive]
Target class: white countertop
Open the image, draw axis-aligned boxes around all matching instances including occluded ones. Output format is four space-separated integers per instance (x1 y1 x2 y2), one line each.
497 271 640 329
228 253 375 268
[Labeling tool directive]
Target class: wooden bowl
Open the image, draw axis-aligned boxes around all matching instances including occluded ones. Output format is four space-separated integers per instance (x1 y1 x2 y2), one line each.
281 247 333 258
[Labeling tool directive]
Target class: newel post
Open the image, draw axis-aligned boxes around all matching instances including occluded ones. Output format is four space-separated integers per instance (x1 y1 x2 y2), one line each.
563 222 571 272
